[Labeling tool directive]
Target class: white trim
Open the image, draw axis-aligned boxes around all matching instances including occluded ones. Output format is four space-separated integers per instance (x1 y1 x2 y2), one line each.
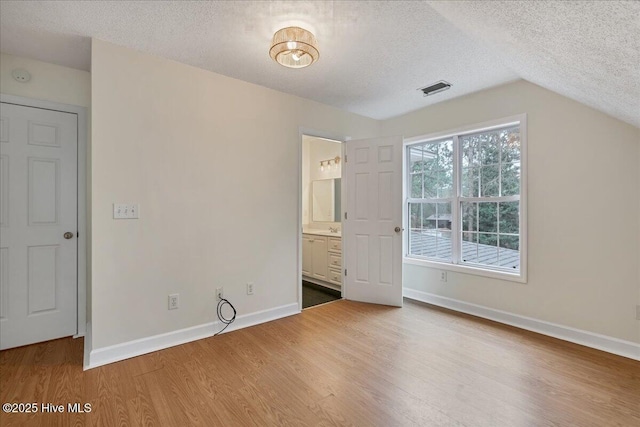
403 288 640 361
85 302 300 370
403 114 525 145
452 135 460 265
403 257 526 283
402 136 409 263
519 115 528 283
0 94 88 337
402 114 527 283
83 321 92 370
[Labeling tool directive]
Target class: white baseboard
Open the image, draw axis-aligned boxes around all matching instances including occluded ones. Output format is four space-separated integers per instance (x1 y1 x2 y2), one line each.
83 322 92 370
403 288 640 361
85 302 300 370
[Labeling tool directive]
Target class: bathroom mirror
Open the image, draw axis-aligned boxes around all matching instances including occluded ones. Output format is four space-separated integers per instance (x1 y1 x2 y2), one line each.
312 178 341 222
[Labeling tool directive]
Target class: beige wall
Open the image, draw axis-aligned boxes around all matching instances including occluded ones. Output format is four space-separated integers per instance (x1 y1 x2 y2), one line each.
90 39 379 349
383 80 640 343
5 47 638 352
0 53 90 107
1 53 93 326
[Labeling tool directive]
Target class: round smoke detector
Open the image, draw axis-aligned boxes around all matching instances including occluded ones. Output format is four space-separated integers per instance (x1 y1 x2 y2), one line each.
12 69 31 83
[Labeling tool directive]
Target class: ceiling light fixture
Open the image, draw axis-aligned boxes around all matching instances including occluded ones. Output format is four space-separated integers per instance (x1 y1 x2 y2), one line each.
270 26 319 68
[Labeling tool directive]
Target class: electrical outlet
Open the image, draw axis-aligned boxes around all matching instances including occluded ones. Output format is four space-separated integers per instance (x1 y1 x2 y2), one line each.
247 282 254 295
440 271 447 282
216 287 223 300
168 294 179 310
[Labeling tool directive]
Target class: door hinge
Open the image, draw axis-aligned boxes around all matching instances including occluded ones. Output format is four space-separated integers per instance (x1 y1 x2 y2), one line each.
344 212 348 220
345 155 347 163
77 232 79 237
344 269 347 276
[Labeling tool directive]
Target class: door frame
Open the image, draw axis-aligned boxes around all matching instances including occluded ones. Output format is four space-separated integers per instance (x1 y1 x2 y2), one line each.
1 93 88 338
297 128 349 311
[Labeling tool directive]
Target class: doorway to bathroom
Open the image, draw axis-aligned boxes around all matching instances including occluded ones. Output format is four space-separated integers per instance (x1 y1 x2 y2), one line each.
300 134 343 308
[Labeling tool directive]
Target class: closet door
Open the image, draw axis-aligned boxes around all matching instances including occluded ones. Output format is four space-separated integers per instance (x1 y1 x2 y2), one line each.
0 102 78 349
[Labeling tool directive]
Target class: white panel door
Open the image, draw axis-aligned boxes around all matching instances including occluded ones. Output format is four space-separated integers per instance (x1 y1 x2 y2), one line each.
344 136 403 307
0 102 77 350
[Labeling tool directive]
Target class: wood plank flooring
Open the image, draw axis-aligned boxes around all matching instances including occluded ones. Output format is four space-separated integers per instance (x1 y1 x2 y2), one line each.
1 299 639 426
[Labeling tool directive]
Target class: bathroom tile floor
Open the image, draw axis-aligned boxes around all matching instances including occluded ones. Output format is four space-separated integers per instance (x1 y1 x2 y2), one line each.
302 281 341 309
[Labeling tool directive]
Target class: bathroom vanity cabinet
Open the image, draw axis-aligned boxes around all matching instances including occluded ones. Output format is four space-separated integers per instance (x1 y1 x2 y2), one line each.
302 232 342 291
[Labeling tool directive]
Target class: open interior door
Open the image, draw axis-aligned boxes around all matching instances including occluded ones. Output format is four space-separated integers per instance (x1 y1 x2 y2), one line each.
344 136 403 307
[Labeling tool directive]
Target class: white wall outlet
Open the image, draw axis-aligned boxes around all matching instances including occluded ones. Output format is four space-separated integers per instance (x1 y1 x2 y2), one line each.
216 287 223 301
168 294 179 310
247 282 254 295
440 271 447 282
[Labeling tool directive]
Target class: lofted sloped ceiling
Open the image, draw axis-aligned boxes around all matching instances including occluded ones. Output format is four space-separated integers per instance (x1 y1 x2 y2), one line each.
427 1 640 129
0 1 638 127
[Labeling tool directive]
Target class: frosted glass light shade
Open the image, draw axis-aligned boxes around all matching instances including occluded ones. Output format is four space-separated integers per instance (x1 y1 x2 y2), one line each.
270 27 319 68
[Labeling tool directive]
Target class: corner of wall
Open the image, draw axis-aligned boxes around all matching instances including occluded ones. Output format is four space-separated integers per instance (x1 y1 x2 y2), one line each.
387 80 640 346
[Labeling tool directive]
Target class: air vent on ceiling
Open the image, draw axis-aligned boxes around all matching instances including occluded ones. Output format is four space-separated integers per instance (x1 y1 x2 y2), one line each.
418 81 452 97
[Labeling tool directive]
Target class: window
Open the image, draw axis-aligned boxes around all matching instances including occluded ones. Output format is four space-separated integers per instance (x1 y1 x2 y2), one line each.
405 115 526 281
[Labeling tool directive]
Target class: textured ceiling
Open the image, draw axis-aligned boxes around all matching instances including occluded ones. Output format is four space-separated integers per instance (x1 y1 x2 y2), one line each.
427 1 640 128
0 1 638 127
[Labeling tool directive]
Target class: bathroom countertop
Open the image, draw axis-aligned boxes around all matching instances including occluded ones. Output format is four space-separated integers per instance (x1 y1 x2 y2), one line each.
303 229 342 238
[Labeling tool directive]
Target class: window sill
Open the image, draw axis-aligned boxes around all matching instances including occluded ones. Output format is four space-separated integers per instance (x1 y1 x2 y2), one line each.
403 256 527 284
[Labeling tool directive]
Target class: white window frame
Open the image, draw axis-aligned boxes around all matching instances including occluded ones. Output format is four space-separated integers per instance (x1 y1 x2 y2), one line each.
402 114 527 283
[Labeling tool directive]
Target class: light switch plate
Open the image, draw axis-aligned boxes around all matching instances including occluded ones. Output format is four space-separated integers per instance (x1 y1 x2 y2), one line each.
113 203 126 219
113 203 140 219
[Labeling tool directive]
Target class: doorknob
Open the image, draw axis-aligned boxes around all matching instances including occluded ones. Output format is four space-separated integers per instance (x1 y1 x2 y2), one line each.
63 232 74 239
394 226 403 233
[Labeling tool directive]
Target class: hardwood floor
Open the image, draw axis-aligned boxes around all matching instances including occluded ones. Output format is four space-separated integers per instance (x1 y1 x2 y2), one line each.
1 299 639 426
